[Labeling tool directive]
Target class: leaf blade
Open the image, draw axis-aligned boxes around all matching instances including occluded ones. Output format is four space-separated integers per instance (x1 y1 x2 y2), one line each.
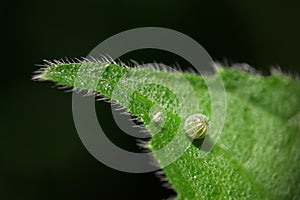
35 62 300 199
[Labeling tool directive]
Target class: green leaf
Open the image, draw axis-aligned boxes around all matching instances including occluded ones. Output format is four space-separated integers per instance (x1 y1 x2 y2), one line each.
34 61 300 199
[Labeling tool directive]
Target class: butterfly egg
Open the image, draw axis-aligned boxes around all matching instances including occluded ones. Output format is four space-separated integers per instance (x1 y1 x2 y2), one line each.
147 105 167 135
151 111 163 122
184 114 209 139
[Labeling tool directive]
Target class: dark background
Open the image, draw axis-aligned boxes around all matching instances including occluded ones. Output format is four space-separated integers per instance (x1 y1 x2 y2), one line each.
1 0 300 199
